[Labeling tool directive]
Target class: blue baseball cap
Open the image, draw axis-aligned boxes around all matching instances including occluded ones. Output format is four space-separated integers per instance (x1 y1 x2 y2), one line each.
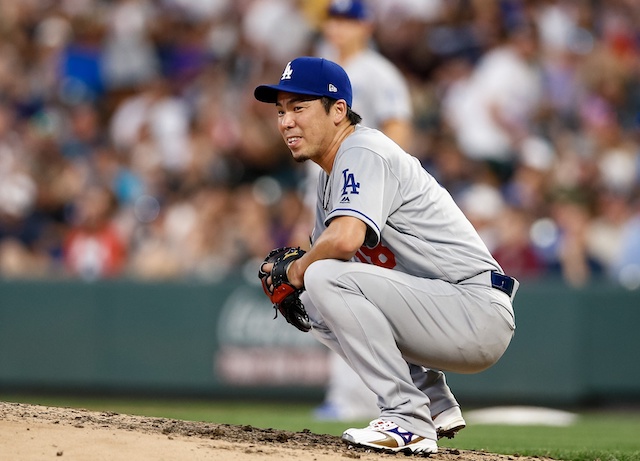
328 0 372 21
254 56 353 107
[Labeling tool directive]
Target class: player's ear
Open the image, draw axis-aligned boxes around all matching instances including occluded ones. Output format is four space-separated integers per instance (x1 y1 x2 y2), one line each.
332 99 348 124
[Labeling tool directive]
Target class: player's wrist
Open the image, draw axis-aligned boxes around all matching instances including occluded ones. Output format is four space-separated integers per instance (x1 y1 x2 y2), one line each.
286 260 303 289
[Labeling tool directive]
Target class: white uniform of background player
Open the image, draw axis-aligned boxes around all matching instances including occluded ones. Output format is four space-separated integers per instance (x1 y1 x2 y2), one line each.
310 0 414 422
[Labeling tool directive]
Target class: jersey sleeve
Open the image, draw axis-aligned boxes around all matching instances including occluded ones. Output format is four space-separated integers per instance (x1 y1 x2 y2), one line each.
325 147 399 248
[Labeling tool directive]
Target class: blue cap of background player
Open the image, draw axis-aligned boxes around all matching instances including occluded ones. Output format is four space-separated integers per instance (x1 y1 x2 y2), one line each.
327 0 372 21
254 56 353 107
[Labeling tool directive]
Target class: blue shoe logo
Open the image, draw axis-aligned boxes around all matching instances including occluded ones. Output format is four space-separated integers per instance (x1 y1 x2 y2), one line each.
388 426 414 445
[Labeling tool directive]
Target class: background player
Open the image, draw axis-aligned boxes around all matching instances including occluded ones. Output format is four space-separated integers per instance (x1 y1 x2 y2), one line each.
255 56 518 455
318 0 413 149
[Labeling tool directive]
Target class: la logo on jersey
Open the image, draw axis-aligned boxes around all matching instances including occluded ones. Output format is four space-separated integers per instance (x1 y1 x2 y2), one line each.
340 168 360 203
281 62 293 80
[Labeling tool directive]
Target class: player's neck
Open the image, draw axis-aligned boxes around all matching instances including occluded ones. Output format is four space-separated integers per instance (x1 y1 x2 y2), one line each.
315 124 356 174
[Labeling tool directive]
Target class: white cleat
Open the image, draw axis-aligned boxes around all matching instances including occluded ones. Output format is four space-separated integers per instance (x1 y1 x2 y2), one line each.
433 406 466 439
341 419 437 456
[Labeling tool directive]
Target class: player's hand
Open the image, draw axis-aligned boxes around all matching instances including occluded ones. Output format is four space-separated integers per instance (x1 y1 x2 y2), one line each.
258 247 310 332
260 260 302 290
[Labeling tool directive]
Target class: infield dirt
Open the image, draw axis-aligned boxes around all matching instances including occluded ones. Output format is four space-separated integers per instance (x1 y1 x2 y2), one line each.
0 401 557 461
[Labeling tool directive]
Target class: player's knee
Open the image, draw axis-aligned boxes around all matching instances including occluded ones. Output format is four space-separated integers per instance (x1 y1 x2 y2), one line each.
305 259 358 301
305 260 365 315
304 259 340 293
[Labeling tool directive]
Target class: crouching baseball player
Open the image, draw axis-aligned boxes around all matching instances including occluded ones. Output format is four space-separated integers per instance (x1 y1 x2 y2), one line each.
256 56 518 456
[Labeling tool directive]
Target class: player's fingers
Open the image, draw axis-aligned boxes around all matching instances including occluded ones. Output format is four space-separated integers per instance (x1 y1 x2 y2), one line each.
259 263 275 291
259 274 274 294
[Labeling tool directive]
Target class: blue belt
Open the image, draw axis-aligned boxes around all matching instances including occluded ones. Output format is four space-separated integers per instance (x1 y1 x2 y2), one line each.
490 271 516 297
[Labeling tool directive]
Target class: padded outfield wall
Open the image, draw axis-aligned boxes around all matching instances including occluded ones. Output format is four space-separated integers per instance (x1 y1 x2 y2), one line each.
0 276 638 405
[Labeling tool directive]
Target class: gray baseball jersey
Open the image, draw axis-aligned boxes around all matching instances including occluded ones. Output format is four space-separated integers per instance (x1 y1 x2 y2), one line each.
312 125 502 281
304 125 516 440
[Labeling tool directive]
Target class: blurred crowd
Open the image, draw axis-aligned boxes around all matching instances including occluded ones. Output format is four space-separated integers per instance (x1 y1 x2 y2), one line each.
0 0 639 289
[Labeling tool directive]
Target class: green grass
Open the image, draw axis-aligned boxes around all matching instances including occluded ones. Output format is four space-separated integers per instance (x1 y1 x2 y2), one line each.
437 413 640 461
3 395 640 461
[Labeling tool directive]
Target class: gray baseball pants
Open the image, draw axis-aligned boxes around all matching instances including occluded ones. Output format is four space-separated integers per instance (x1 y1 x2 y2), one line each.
300 259 516 440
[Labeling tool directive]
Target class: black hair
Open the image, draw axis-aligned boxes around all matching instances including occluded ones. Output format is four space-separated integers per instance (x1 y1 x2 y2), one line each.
320 96 362 125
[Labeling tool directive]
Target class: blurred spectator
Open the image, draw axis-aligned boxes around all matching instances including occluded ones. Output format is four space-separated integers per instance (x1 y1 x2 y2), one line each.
241 0 314 64
60 103 107 159
587 189 634 276
102 0 160 90
442 20 543 184
458 183 506 253
492 206 544 279
63 185 127 280
0 102 42 277
59 15 106 104
612 205 640 290
548 191 603 287
110 77 191 172
502 135 556 218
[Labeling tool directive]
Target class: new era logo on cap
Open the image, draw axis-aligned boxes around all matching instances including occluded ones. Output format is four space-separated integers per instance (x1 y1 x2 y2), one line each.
254 57 353 107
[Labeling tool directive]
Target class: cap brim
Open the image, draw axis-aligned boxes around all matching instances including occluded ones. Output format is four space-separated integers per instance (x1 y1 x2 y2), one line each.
254 84 325 104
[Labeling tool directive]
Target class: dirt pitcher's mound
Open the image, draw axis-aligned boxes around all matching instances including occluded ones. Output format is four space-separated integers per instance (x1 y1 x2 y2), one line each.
0 402 555 461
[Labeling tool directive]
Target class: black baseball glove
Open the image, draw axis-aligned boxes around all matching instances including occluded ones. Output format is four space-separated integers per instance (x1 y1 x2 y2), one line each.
258 246 310 332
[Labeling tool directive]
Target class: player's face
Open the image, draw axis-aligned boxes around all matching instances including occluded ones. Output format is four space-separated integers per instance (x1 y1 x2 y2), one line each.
275 92 336 163
323 17 372 51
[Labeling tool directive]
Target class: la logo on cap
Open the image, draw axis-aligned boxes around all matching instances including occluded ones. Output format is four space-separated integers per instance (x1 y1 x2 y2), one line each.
281 62 293 80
